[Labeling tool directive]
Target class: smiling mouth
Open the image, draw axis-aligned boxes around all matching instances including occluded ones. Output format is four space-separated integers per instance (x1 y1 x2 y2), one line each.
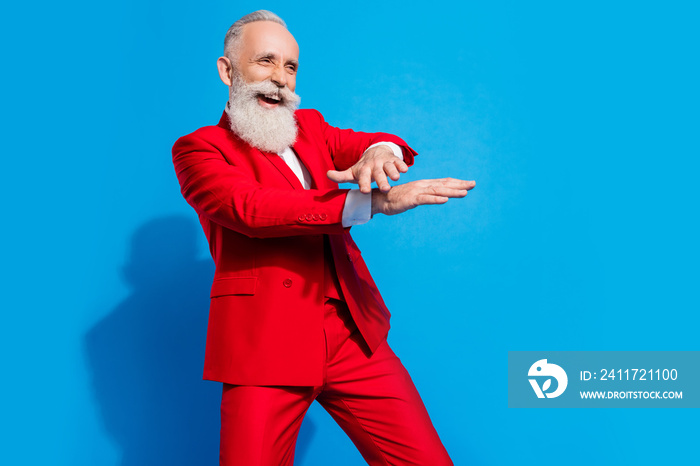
257 93 281 107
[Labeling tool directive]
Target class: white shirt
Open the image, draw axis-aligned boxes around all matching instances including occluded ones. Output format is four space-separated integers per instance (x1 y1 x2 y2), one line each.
276 142 404 227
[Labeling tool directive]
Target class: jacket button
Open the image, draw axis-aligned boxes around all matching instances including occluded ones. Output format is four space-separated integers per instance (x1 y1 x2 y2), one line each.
283 278 293 288
305 214 313 221
319 213 327 220
298 214 305 222
312 213 319 221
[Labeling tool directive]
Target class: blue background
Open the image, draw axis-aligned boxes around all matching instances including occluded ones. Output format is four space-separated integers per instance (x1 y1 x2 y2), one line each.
2 1 698 464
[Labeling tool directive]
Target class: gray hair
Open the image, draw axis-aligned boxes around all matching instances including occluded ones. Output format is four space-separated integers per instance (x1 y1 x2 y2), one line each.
223 10 287 60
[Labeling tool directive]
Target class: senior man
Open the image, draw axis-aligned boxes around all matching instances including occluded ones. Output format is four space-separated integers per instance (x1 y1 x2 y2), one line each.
172 10 474 466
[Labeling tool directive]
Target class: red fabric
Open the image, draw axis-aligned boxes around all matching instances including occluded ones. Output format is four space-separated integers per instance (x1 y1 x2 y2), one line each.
219 300 452 466
323 235 343 300
172 109 418 386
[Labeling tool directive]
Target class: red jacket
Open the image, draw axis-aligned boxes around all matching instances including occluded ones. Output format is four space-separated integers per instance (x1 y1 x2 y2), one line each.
172 109 417 386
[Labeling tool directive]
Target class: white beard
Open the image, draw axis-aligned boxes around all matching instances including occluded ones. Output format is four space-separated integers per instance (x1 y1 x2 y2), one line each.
225 73 301 154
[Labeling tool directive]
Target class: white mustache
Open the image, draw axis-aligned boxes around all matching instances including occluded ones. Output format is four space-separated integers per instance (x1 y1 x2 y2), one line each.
238 79 300 106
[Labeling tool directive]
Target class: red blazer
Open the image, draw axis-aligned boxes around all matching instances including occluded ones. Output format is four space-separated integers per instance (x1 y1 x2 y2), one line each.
172 109 417 386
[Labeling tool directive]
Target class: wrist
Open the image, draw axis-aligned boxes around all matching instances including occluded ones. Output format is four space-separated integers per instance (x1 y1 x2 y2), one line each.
371 188 385 217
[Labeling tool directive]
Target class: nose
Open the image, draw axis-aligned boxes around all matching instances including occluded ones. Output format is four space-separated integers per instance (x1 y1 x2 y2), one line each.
270 65 287 88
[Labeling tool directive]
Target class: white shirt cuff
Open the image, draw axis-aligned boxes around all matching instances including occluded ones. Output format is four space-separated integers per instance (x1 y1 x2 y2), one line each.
365 142 404 161
342 189 372 227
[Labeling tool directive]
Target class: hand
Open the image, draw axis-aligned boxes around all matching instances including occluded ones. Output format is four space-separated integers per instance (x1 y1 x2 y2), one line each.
371 178 476 217
327 145 408 194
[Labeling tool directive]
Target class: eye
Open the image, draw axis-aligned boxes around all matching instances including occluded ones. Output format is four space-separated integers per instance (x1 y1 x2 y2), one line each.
286 64 297 73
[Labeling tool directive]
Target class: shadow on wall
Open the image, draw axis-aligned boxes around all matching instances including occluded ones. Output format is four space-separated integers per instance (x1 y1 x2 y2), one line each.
84 216 218 465
84 215 318 465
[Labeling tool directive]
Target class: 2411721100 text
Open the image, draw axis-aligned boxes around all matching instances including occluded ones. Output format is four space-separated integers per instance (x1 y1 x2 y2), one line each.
580 369 678 381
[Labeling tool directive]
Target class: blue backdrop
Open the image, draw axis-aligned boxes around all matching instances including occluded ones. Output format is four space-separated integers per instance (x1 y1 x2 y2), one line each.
2 1 698 464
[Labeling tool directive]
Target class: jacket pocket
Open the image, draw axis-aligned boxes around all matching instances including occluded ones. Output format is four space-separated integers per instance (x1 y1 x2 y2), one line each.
210 277 257 298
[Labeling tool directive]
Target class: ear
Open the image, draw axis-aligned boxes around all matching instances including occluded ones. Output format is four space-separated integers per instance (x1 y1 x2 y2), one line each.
217 57 233 86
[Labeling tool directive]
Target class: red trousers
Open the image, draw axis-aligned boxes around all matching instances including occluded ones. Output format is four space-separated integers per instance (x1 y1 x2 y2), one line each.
220 299 452 465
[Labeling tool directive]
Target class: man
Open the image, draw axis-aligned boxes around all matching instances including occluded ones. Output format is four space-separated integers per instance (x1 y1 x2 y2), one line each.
172 10 475 465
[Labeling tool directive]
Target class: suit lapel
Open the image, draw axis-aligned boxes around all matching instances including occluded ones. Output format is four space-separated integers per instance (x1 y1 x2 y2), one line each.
293 119 333 190
261 151 305 189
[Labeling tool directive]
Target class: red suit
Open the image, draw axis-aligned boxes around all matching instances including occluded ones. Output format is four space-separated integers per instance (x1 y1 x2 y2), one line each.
172 109 416 386
172 109 451 465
